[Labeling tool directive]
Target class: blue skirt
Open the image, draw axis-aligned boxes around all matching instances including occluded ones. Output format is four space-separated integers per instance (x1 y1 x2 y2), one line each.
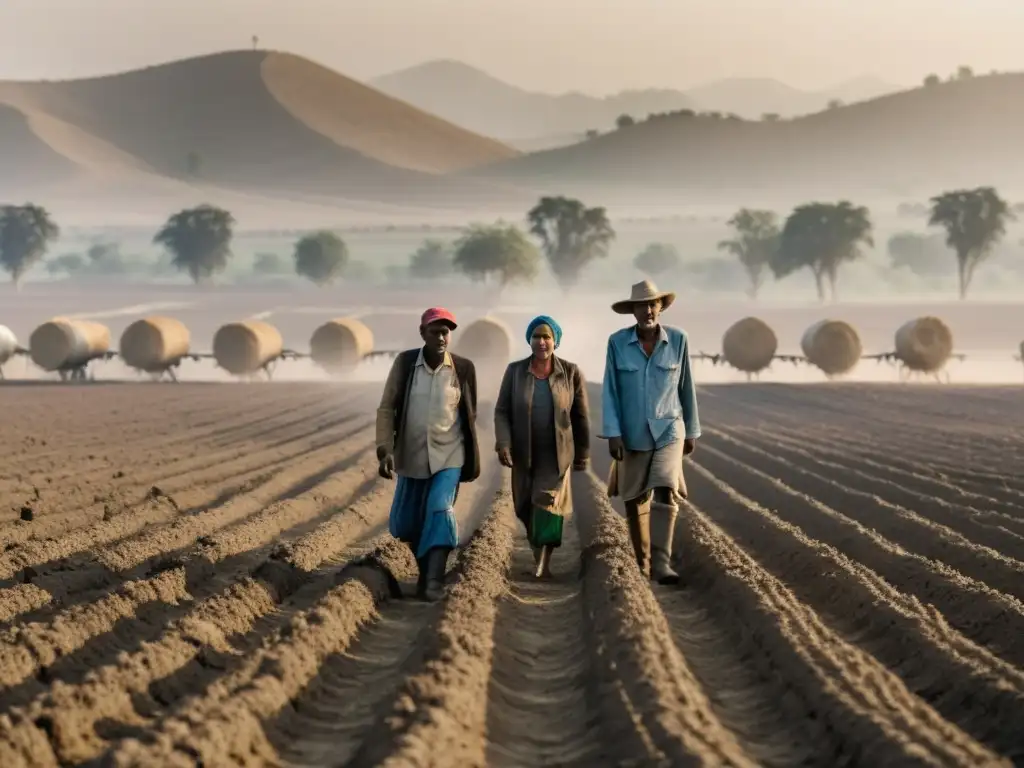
388 467 461 559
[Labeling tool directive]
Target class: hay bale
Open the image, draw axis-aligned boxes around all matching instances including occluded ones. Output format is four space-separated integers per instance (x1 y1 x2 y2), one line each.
0 325 17 365
800 319 862 377
309 318 374 372
212 320 283 375
721 317 778 373
452 317 513 368
29 318 110 372
119 317 191 372
894 316 953 372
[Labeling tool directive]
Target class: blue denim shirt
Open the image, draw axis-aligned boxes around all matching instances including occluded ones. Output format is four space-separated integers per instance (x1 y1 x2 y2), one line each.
600 324 701 451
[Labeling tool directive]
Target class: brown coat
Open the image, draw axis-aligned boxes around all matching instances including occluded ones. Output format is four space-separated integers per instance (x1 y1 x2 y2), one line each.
493 355 590 476
375 348 481 483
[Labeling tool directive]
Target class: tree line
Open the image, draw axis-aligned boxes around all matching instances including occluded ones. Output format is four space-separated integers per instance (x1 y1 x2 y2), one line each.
0 187 1016 299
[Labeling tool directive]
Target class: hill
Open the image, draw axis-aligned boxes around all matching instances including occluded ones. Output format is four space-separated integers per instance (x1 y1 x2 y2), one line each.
465 73 1024 203
369 59 695 142
0 50 527 222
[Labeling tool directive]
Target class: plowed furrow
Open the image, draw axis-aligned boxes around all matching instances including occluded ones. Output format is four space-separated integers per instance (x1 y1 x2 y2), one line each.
103 540 418 768
699 434 1024 604
0 406 370 549
4 426 375 605
483 508 605 767
0 458 396 715
691 446 1024 668
0 481 395 766
572 471 755 766
754 421 1024 507
343 485 515 768
0 391 351 501
733 426 1024 551
0 386 332 476
673 500 1004 765
745 424 1024 522
687 459 1024 759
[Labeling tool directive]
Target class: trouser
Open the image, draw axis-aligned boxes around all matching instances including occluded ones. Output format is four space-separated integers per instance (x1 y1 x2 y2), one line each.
625 488 680 585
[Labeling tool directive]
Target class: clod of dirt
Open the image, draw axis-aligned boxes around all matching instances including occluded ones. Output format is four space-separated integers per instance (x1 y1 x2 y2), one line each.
148 485 180 512
102 505 114 521
22 566 37 584
19 506 33 522
112 470 125 479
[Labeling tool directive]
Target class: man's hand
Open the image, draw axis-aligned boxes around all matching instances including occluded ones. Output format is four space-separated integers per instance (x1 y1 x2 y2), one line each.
572 457 589 472
497 447 513 468
683 438 696 456
608 437 624 462
378 454 395 479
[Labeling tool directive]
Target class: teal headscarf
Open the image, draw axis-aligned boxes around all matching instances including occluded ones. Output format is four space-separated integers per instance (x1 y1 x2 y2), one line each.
526 315 562 349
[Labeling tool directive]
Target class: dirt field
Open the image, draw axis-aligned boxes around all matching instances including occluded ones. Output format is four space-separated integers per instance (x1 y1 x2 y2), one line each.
0 380 1022 766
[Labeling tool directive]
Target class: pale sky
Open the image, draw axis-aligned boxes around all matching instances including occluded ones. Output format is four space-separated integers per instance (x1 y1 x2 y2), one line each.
1 0 1022 93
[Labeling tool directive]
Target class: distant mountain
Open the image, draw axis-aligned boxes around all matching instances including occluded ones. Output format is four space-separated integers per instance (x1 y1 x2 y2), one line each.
369 60 695 142
370 60 906 140
684 75 905 119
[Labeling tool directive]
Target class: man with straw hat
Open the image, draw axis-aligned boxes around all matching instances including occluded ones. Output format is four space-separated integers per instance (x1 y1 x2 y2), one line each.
600 279 700 585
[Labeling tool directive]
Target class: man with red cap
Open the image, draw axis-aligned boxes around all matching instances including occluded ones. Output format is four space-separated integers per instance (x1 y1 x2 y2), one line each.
375 307 481 601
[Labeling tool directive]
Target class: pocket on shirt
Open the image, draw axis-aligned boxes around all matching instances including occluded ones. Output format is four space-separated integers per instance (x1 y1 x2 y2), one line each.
445 383 461 409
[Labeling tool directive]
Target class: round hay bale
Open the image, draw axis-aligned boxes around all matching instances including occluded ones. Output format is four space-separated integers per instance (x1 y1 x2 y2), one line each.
894 316 953 372
212 320 283 375
0 325 17 365
309 318 374 372
721 317 778 373
800 319 862 377
452 317 513 368
119 316 191 372
29 318 110 372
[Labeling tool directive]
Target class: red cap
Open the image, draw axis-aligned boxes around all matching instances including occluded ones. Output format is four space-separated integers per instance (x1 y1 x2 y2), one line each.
421 307 457 329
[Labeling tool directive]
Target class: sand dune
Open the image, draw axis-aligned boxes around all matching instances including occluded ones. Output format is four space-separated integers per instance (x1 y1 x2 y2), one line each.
0 50 527 217
470 72 1024 200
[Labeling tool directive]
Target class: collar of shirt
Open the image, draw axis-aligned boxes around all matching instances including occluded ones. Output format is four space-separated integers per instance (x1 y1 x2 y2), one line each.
415 347 453 373
627 325 668 348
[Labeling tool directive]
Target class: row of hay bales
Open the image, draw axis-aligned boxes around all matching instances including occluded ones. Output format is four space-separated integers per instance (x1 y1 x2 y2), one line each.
9 314 517 379
721 315 957 375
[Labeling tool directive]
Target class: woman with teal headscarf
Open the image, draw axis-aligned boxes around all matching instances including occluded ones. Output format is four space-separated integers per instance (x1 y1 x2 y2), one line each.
493 315 590 577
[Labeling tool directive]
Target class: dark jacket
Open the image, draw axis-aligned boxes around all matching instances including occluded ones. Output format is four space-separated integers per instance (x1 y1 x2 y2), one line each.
375 348 481 483
493 354 590 475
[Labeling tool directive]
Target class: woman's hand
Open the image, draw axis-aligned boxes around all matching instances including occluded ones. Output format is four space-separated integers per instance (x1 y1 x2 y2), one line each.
498 446 513 468
572 457 589 472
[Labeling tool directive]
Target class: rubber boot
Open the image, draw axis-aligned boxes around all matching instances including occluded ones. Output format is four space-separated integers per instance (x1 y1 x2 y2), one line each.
649 501 680 585
423 547 451 602
625 500 651 579
534 544 554 578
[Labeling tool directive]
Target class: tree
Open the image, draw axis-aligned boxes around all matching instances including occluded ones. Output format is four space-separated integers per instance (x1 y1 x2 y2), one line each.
717 208 780 299
0 203 60 290
772 201 873 302
923 74 941 87
452 223 539 287
956 65 974 80
253 252 289 275
634 243 680 277
527 195 615 292
827 99 843 110
886 232 952 276
615 114 635 129
761 113 780 122
153 204 235 284
293 231 348 286
408 238 454 279
928 187 1014 298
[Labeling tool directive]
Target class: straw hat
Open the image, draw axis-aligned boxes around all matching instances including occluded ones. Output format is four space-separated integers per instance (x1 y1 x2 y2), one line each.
611 279 677 314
